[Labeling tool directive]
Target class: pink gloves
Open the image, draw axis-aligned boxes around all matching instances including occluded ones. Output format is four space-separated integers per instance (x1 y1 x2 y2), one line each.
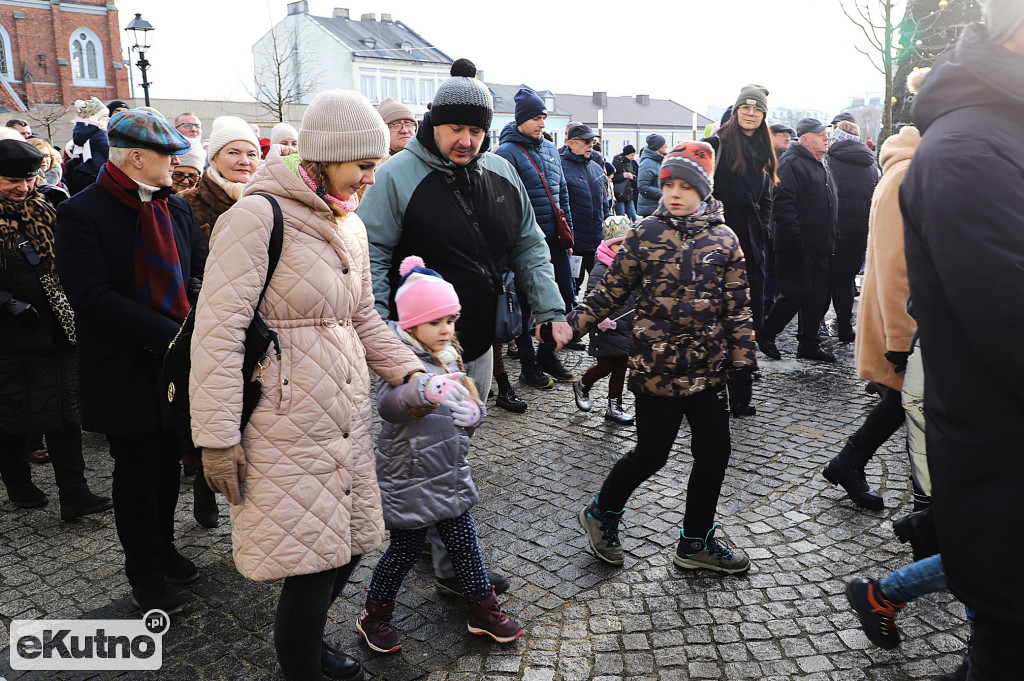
416 372 470 409
449 398 483 428
597 318 617 331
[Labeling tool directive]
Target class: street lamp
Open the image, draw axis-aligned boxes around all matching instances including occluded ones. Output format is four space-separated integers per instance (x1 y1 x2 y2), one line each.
125 13 154 106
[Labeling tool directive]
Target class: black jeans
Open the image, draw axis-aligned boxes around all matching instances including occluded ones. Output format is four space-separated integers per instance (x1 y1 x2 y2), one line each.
762 251 831 350
829 251 863 338
0 427 89 500
967 611 1024 680
598 388 732 538
275 557 361 681
106 430 181 587
850 387 905 454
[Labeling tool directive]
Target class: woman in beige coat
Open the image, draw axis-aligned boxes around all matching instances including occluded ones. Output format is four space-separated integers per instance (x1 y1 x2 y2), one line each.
189 90 426 681
822 70 928 514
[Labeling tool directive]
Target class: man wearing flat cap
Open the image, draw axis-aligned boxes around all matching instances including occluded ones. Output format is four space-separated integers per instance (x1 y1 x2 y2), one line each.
758 117 838 362
55 110 207 615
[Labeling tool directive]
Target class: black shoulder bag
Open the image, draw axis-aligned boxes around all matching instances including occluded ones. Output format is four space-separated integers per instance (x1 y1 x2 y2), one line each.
160 192 285 458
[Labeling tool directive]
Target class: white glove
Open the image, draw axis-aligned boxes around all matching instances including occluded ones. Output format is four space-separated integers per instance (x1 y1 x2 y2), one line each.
450 398 483 428
416 372 470 409
597 318 617 331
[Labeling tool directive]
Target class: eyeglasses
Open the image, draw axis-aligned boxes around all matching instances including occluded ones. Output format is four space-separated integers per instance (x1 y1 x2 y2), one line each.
176 123 202 130
737 104 766 116
572 138 596 146
387 121 417 131
171 171 200 184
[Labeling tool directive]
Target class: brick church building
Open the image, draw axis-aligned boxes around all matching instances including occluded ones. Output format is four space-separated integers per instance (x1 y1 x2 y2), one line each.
0 0 130 112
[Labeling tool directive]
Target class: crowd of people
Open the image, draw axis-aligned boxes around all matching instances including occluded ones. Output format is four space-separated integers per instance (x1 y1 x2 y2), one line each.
1 3 1023 679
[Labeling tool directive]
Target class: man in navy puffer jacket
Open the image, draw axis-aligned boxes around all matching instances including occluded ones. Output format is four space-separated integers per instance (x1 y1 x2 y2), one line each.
560 124 610 297
495 88 576 386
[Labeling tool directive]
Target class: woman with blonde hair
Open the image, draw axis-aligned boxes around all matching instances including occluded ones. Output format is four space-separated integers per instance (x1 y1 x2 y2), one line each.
190 89 434 681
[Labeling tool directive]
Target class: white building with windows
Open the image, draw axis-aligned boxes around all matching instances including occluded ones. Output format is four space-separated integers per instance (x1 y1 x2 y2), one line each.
252 2 453 115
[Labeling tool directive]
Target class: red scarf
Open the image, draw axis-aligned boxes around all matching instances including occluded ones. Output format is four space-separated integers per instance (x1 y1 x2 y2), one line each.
97 162 190 323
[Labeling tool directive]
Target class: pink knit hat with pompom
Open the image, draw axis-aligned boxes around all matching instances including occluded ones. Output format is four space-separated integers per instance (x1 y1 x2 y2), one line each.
394 255 461 330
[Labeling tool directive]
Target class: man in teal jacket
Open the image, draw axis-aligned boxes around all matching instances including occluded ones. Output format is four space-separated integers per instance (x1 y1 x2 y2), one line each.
360 58 570 595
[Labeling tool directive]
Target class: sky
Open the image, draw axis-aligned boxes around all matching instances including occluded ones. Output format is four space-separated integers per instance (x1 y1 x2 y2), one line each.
117 0 891 117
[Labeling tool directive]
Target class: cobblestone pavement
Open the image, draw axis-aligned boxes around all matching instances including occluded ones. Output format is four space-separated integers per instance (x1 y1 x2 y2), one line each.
1 327 969 680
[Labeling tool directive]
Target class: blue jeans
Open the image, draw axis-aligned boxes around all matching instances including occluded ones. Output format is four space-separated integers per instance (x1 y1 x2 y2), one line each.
614 200 637 222
880 554 946 602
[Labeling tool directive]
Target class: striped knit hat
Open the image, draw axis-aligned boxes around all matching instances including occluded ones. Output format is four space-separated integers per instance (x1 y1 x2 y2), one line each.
429 59 493 130
659 141 715 200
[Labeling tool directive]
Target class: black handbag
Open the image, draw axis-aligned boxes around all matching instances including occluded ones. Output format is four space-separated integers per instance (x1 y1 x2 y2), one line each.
494 269 522 344
160 192 284 458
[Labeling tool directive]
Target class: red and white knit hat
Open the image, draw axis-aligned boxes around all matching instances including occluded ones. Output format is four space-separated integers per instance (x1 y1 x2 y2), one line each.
659 141 716 200
394 256 461 330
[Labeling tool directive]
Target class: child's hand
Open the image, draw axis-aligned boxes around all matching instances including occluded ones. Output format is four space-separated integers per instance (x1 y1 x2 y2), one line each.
597 318 617 331
449 398 483 428
418 372 470 409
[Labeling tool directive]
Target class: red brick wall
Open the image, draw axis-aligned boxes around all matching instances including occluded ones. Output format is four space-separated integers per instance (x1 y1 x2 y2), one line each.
1 0 130 110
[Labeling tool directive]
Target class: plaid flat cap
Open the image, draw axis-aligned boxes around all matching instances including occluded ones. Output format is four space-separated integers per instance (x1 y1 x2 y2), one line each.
108 110 192 154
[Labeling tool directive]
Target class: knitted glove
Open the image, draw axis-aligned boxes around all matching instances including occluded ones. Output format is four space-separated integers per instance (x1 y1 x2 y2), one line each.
416 372 470 409
597 318 617 332
450 398 483 428
884 350 910 373
202 444 246 506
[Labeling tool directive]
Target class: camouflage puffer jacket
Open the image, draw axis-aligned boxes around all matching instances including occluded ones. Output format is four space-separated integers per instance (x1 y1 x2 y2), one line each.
567 199 757 398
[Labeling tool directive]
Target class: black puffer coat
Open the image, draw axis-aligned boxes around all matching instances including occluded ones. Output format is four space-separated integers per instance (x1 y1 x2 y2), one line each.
901 22 1024 625
773 142 838 254
827 139 878 256
706 133 773 270
0 239 78 435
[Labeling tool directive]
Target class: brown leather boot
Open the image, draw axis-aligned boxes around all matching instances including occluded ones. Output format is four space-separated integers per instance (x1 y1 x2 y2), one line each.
466 587 523 643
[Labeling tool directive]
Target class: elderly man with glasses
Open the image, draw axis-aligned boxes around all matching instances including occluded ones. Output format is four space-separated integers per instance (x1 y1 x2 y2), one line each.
377 98 417 156
173 113 203 141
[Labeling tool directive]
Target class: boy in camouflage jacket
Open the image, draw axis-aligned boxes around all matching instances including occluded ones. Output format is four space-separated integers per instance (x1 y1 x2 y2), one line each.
564 141 757 573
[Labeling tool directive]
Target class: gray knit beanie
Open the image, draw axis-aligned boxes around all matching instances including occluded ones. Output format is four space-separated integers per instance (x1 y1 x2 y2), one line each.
734 84 769 112
298 89 388 162
429 59 493 130
985 0 1024 44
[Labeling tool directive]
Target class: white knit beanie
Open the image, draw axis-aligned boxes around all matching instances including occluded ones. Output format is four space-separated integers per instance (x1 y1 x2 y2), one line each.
298 90 388 162
207 116 261 164
177 141 206 171
270 122 298 145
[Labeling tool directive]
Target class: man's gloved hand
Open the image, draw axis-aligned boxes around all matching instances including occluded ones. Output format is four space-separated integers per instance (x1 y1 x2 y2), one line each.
449 398 483 428
202 444 246 506
415 372 470 409
4 297 39 318
884 350 910 373
187 276 203 302
597 318 617 332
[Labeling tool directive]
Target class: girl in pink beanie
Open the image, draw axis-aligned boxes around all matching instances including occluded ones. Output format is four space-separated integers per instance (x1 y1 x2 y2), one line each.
357 256 523 653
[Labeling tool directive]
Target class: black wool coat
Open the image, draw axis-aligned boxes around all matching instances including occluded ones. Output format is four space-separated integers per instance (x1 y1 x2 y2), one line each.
900 23 1024 625
55 182 207 434
772 142 838 255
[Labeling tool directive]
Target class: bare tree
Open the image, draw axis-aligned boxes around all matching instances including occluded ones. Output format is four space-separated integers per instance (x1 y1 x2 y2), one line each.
837 0 906 147
24 103 74 142
248 23 321 122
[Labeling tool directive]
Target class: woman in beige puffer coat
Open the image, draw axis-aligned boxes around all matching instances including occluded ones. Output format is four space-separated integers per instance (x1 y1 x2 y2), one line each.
189 90 425 681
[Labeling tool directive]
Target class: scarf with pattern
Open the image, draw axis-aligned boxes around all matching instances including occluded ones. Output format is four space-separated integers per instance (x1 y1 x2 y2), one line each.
0 191 57 272
97 161 190 323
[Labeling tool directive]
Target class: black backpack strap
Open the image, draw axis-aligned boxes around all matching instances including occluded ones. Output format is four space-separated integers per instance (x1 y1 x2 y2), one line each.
252 192 284 310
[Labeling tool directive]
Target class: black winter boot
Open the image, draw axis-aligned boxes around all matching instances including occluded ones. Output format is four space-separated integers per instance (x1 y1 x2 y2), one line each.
823 438 884 510
494 372 527 413
893 507 939 561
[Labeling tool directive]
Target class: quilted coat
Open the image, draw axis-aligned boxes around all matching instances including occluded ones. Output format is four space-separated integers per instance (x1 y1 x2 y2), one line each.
567 200 757 398
559 147 610 253
494 121 573 242
375 322 480 530
636 147 665 216
854 126 919 390
189 152 423 582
